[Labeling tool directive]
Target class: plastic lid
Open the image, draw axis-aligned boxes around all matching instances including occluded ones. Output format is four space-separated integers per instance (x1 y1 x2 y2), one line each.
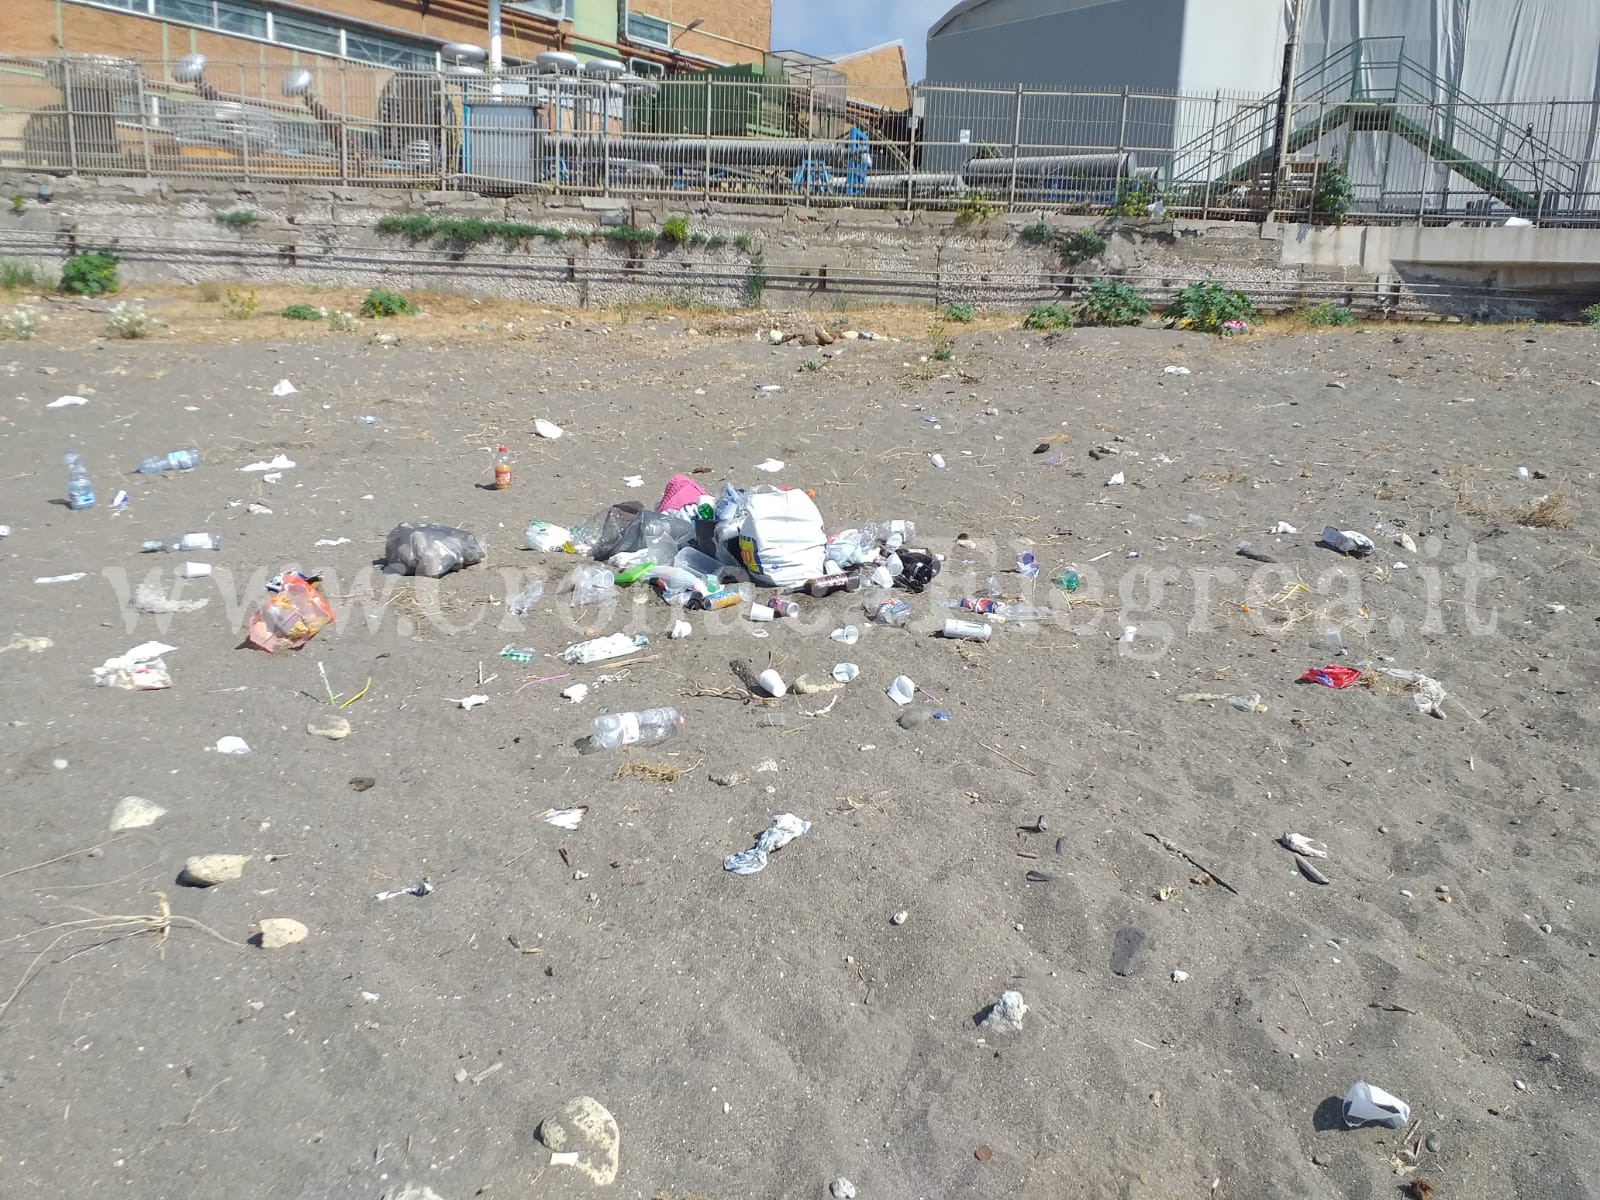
497 445 508 452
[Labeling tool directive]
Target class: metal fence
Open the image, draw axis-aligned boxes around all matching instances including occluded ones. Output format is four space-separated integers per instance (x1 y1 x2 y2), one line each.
1 53 1596 224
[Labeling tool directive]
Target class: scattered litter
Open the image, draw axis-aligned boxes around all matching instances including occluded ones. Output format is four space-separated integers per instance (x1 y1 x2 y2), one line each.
561 684 590 704
670 619 692 640
246 501 273 515
1106 471 1125 487
314 537 351 547
448 695 489 710
1 635 54 654
1118 625 1138 644
47 394 89 407
1298 665 1362 689
754 458 785 473
375 880 434 901
978 989 1027 1033
929 453 947 469
1514 466 1530 481
541 807 587 830
132 582 209 615
214 736 251 754
1227 693 1267 713
1377 667 1448 718
833 663 860 683
723 813 810 875
1320 526 1374 557
886 675 915 706
306 714 351 741
1342 1081 1410 1129
623 474 644 488
756 668 787 698
1270 521 1298 535
246 571 334 652
1280 833 1328 858
1172 970 1190 982
831 625 859 644
35 573 88 584
239 453 295 473
1398 531 1419 553
110 490 129 509
1297 858 1331 885
271 379 298 397
534 418 564 439
756 384 783 393
382 522 485 578
562 633 649 665
1162 365 1191 376
92 641 176 690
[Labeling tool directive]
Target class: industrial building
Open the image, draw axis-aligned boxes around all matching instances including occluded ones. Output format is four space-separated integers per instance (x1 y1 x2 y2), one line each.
923 0 1600 219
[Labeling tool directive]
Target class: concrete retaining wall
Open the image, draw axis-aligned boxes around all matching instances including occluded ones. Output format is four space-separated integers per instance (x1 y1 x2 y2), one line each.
1 173 1594 319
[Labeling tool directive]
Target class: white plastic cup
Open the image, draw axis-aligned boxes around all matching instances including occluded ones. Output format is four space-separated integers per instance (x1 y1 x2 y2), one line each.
1118 625 1137 644
831 624 860 645
832 663 860 683
180 562 212 578
757 668 787 698
886 675 915 706
748 604 776 622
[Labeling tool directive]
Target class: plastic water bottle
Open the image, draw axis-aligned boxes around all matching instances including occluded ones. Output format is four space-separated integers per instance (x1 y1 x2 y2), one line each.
64 450 95 510
494 445 513 490
588 706 683 751
141 532 222 553
135 449 201 474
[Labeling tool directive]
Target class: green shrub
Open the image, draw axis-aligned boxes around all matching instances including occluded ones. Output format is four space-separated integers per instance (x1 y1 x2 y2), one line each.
282 303 324 321
375 214 438 239
60 251 118 297
1024 302 1074 331
1166 282 1255 334
705 234 728 249
360 287 417 318
1113 178 1157 218
742 253 768 307
215 209 263 230
105 300 153 339
1055 229 1106 265
1076 280 1150 327
1019 219 1054 244
1313 165 1355 224
222 286 259 320
954 191 998 224
942 300 976 323
661 215 691 244
601 224 657 246
327 309 357 333
10 193 25 214
1305 301 1355 327
735 233 754 253
1581 301 1600 326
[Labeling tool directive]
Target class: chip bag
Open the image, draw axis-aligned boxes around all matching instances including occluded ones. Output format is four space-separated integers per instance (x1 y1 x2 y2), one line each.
247 571 335 653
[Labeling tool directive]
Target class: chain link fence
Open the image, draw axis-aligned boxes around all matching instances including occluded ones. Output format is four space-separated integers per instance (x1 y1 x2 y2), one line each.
1 54 1596 224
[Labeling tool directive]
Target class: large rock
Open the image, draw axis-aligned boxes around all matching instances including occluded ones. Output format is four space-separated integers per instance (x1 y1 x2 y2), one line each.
537 1095 619 1186
255 918 308 949
109 795 165 831
978 989 1027 1033
180 854 250 886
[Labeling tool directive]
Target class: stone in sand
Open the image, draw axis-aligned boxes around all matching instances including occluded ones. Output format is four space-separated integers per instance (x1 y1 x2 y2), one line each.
110 795 165 831
307 714 351 741
978 989 1028 1033
382 1187 447 1200
256 918 308 949
1110 926 1149 977
830 1179 858 1199
537 1095 620 1186
180 854 250 886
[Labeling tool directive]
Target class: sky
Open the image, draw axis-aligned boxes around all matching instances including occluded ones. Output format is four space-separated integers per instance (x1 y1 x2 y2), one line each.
771 0 953 80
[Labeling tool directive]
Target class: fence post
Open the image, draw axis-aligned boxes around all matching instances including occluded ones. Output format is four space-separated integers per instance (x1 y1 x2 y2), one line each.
1417 101 1433 223
1116 87 1130 202
804 82 815 205
1539 97 1557 225
906 86 919 213
1201 90 1220 220
136 68 152 175
240 66 252 184
1008 84 1023 207
703 78 713 203
337 60 348 186
62 59 79 173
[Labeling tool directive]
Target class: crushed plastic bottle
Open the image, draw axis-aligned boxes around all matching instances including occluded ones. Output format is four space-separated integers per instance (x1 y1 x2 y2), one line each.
588 706 683 751
506 580 545 616
562 633 649 665
141 532 222 553
135 449 201 474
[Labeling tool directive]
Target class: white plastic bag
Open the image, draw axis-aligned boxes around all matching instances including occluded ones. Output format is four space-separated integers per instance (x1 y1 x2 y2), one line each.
736 487 826 587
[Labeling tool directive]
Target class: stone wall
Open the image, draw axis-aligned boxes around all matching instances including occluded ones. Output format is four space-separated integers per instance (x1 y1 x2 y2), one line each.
1 172 1588 318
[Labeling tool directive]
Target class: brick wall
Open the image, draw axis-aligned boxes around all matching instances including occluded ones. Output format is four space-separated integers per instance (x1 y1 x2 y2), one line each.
831 44 910 111
630 0 771 65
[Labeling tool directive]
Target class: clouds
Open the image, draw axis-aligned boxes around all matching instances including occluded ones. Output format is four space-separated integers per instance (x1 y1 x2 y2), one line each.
772 0 955 79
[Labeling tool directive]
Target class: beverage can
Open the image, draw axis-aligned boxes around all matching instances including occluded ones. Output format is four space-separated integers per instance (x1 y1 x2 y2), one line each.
767 597 799 617
943 618 992 641
698 586 743 610
1017 552 1040 578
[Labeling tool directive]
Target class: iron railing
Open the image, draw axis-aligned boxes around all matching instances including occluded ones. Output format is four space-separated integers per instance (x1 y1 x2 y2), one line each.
0 50 1596 224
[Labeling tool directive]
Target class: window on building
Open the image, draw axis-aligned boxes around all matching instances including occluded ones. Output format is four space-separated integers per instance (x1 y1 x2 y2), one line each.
345 30 436 70
152 0 214 24
214 0 267 38
272 11 343 56
509 0 574 20
625 11 672 48
627 58 665 79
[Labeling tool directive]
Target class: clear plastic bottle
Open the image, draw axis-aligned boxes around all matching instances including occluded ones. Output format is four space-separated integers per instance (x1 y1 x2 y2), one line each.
588 706 683 751
562 633 649 665
135 449 201 474
506 580 544 616
64 450 95 510
994 604 1054 623
494 445 513 490
141 532 222 553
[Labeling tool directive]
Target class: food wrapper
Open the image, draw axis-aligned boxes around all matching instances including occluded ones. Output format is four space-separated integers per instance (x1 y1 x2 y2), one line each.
247 572 334 653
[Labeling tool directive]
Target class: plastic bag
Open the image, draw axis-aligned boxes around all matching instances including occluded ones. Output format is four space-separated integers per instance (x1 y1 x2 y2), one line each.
247 572 335 652
383 522 486 578
523 521 571 552
567 502 644 560
736 487 827 587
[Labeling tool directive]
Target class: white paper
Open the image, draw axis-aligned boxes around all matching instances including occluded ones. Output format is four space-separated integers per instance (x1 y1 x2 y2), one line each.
448 695 489 710
754 458 785 473
240 454 296 473
215 735 251 754
35 573 88 584
271 379 298 397
534 418 563 439
1342 1081 1410 1129
540 807 587 830
47 394 89 408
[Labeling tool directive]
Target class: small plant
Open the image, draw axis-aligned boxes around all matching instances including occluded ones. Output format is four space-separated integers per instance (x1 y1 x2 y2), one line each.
1024 303 1074 331
1313 164 1355 225
282 303 324 321
1166 281 1255 334
222 286 259 320
800 358 822 372
360 287 417 319
661 215 691 245
1305 301 1355 327
742 252 768 307
1019 219 1054 244
601 224 657 246
1076 280 1150 327
1 259 51 291
1055 228 1106 265
375 213 438 239
931 346 955 362
735 233 754 253
928 323 955 363
705 234 729 249
215 208 263 230
60 251 119 297
0 305 40 340
942 300 975 323
327 309 357 333
1113 178 1157 218
105 300 153 339
1581 302 1600 326
9 193 24 214
196 280 223 303
954 191 998 224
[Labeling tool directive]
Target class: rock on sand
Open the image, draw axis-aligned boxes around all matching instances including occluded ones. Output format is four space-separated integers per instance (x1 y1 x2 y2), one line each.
538 1095 620 1186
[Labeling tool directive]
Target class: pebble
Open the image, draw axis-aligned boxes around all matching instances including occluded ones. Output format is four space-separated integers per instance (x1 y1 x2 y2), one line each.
890 910 908 926
256 918 308 949
1514 1079 1527 1091
306 714 351 741
109 795 165 832
537 1095 620 1186
1425 1133 1441 1153
1539 922 1552 934
830 1178 858 1199
710 771 748 787
978 989 1027 1034
1171 970 1189 983
180 854 250 887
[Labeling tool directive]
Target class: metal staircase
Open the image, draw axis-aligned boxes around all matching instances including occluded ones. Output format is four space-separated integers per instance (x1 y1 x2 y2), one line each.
1174 38 1585 217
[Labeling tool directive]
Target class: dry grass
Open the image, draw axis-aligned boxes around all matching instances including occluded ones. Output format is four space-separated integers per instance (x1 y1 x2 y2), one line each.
1513 487 1574 530
611 756 703 784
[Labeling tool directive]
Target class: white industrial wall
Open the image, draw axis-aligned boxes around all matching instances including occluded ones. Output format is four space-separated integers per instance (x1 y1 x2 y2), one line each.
1177 0 1283 96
